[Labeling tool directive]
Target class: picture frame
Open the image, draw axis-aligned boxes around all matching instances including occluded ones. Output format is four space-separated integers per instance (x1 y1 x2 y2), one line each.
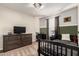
64 16 71 22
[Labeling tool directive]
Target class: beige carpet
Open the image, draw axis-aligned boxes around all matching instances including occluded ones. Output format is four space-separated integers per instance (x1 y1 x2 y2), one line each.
0 42 38 56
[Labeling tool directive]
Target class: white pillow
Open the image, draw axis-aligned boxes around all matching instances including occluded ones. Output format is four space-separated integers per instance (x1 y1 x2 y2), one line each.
62 34 70 41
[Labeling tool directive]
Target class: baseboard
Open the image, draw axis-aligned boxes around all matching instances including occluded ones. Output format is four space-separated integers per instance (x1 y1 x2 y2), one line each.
0 50 3 53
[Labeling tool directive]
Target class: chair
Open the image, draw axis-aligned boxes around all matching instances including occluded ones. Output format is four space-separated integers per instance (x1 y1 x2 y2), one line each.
36 33 46 41
50 34 62 40
70 35 78 45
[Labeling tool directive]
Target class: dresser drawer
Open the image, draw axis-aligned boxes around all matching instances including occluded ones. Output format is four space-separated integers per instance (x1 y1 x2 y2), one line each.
22 39 32 42
4 43 21 51
22 41 32 46
5 40 21 45
21 35 32 41
4 36 20 41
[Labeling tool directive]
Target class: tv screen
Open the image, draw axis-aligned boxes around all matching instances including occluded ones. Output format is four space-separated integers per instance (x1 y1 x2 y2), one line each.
14 26 26 34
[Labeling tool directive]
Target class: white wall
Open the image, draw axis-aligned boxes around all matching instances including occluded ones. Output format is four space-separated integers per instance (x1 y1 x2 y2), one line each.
78 5 79 32
0 6 39 50
77 5 79 45
76 4 79 45
59 7 78 27
59 7 78 41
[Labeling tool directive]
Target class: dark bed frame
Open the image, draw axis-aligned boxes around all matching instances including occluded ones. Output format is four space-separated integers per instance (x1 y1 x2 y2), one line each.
37 39 79 56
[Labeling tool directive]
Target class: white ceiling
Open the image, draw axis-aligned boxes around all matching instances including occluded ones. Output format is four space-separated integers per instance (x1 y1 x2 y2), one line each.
0 3 72 17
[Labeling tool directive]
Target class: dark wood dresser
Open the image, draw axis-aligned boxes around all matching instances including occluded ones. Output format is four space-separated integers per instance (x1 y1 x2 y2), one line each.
3 34 32 52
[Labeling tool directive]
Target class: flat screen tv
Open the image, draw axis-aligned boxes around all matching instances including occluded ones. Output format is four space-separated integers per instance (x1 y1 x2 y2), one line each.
14 26 26 34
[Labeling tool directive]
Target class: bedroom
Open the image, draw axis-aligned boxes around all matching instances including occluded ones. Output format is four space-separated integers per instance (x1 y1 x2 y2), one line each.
0 3 78 56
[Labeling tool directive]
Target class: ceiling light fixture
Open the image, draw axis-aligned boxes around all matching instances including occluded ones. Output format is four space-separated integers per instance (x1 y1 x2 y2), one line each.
33 3 43 9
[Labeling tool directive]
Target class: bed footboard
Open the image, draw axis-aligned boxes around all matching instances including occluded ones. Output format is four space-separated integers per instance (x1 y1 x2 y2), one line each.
38 39 79 56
